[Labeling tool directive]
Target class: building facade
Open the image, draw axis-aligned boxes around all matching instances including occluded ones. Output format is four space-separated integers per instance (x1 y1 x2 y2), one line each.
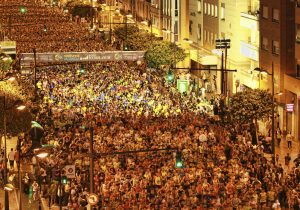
283 1 300 140
259 0 297 139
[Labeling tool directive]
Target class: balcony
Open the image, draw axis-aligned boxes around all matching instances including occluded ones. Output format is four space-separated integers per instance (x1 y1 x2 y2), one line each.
240 11 259 30
240 41 259 61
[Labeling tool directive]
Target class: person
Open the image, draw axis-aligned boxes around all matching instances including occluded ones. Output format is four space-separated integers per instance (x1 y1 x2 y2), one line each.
294 154 300 167
8 148 15 169
286 131 293 149
285 153 291 169
276 128 282 146
23 173 30 194
272 199 281 209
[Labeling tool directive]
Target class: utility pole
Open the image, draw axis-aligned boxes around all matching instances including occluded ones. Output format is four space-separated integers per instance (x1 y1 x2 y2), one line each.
33 48 37 100
3 96 9 210
124 16 128 51
271 62 275 155
89 127 94 193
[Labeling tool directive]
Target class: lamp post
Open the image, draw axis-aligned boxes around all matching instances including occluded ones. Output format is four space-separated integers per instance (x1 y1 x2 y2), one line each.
254 62 275 154
2 96 25 210
215 39 231 95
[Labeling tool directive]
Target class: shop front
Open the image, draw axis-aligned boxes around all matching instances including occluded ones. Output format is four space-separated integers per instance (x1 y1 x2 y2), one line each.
284 74 300 141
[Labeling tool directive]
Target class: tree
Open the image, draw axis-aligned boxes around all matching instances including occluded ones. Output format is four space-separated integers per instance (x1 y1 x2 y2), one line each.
227 89 273 125
114 25 160 51
0 53 13 75
144 41 186 69
0 80 33 136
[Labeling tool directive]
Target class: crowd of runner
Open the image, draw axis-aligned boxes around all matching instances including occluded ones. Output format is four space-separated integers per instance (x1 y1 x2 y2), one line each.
11 61 297 210
0 0 299 209
0 0 109 53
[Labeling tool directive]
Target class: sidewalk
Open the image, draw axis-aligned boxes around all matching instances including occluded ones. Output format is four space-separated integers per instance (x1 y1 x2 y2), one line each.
0 188 19 210
275 137 299 171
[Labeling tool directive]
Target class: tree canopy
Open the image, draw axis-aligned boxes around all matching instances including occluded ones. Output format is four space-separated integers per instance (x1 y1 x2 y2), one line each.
227 89 273 125
114 25 154 51
0 80 33 135
144 41 186 69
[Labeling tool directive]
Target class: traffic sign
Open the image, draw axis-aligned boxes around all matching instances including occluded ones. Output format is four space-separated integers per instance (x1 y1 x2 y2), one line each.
64 165 75 179
87 193 99 206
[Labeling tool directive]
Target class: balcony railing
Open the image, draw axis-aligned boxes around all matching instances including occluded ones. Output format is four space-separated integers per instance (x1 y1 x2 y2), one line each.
240 11 259 21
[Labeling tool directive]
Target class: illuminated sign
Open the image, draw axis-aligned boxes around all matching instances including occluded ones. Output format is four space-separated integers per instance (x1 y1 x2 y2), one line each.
286 103 294 112
177 80 189 93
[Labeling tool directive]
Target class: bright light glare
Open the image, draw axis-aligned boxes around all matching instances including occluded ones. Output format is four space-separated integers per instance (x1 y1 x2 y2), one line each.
7 77 15 82
36 152 49 158
16 105 26 110
4 184 14 191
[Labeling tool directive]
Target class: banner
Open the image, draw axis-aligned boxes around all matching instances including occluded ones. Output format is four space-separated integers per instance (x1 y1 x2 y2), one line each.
20 51 145 65
177 79 189 94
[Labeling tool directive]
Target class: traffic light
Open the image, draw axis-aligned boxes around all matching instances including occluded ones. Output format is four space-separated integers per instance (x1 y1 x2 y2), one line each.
43 25 48 32
166 70 174 82
19 6 27 14
61 176 68 184
80 64 85 74
175 151 183 168
28 185 33 198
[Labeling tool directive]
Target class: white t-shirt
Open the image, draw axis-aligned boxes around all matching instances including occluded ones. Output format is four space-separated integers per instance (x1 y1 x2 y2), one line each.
8 151 15 161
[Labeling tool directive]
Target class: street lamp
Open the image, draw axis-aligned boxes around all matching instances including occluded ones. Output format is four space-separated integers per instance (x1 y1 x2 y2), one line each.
254 62 275 155
1 96 26 210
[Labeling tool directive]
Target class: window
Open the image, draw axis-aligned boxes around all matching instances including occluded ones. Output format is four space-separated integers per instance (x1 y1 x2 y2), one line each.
262 37 268 50
204 30 207 41
262 6 268 19
207 3 211 15
197 24 201 40
215 5 218 17
272 40 279 54
197 0 201 13
211 4 214 16
272 9 279 22
204 3 207 14
220 3 225 20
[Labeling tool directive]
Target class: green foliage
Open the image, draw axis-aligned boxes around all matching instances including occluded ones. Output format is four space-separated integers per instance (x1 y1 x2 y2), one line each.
0 80 33 135
114 25 159 51
114 25 140 41
144 41 186 69
227 89 273 125
0 55 13 74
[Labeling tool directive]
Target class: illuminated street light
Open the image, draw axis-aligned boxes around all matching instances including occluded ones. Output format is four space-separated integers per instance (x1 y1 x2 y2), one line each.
4 184 15 192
